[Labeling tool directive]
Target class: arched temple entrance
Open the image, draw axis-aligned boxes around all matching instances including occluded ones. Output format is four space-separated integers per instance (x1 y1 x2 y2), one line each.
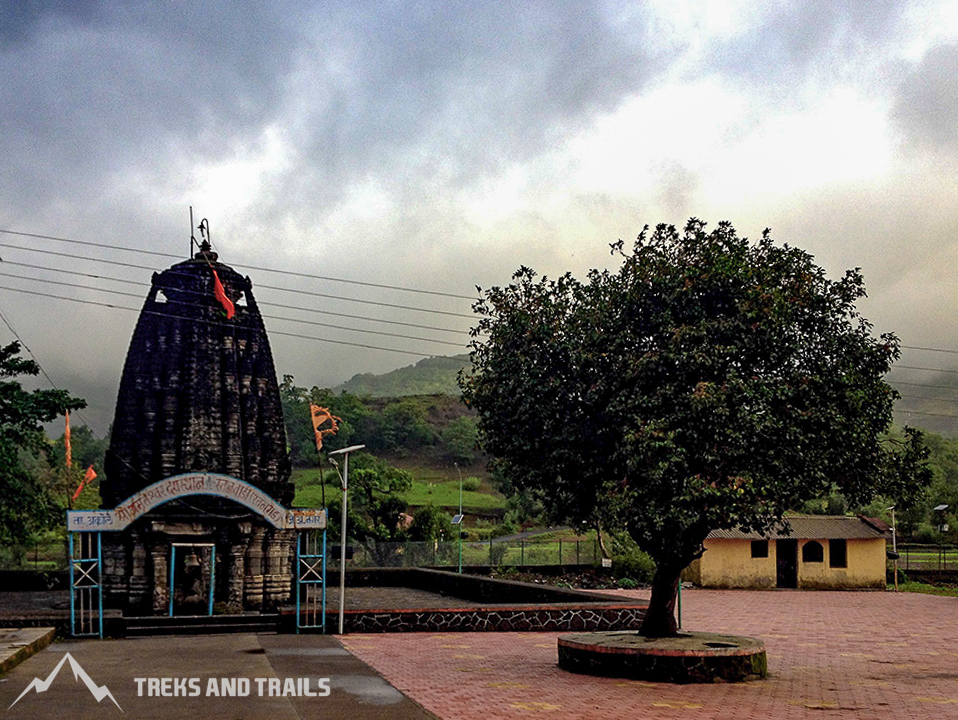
67 473 326 636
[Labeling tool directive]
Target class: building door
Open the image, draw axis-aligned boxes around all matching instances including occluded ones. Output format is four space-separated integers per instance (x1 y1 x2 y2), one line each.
169 543 215 616
776 539 798 588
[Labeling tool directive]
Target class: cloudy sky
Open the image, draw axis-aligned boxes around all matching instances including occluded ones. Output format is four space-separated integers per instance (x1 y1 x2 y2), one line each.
2 0 958 435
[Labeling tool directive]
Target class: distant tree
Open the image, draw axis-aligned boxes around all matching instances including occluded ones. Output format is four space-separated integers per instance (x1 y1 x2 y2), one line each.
440 416 479 466
381 399 436 450
0 342 86 545
409 504 452 541
462 219 931 636
344 455 413 541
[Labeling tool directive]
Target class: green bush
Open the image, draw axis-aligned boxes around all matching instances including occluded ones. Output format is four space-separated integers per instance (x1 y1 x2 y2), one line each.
604 531 656 583
913 524 938 544
461 476 482 492
611 551 656 583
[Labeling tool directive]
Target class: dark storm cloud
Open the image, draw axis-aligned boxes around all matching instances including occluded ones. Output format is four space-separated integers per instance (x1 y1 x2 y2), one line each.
893 42 958 155
0 0 103 48
0 1 303 223
248 1 664 233
706 0 904 91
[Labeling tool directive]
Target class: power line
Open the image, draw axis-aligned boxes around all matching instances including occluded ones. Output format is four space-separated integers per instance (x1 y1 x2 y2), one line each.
889 380 958 392
0 271 466 348
901 345 958 355
0 258 472 335
896 409 958 420
0 284 438 358
893 365 958 375
0 227 476 300
0 240 476 319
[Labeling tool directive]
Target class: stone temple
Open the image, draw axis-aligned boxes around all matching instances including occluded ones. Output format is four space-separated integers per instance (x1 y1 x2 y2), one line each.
101 240 294 614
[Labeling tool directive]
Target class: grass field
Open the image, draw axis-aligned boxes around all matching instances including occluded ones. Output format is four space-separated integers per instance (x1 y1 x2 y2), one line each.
290 464 506 512
896 581 958 597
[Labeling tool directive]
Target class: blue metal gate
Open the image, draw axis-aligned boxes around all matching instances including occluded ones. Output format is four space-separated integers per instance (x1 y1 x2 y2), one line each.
69 531 103 638
295 529 327 632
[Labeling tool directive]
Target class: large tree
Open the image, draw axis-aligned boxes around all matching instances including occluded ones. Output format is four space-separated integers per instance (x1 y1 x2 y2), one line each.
0 341 86 545
461 219 930 636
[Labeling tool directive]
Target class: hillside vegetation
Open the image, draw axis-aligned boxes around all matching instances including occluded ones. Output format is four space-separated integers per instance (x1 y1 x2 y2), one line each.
334 354 470 397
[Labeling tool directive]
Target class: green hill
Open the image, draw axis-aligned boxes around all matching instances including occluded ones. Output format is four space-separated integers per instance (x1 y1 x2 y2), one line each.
334 354 470 397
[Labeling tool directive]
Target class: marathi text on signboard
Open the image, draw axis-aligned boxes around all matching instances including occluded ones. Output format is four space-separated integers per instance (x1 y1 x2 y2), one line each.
67 473 327 531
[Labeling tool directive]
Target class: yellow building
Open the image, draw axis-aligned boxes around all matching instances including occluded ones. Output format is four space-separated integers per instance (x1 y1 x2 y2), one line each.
686 516 888 590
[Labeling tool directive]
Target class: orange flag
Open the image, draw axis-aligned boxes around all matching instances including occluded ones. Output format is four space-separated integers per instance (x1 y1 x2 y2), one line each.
309 404 341 452
211 268 235 319
72 465 97 501
64 410 72 469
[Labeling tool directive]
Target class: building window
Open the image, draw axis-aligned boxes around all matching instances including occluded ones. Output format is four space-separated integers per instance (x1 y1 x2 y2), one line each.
829 539 847 568
751 540 769 558
802 541 824 563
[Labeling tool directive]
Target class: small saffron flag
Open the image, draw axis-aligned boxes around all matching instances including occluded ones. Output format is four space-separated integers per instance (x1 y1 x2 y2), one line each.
212 268 235 319
64 410 72 469
72 465 97 501
309 404 341 452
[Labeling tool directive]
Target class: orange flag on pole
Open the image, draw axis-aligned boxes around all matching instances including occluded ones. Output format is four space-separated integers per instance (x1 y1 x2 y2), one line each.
72 465 97 501
309 405 341 452
211 268 235 319
64 410 72 469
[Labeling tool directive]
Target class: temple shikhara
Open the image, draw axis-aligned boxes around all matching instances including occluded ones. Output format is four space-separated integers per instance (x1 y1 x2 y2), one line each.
99 238 295 614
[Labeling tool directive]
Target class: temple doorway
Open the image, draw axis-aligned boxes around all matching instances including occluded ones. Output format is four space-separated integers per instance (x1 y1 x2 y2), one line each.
169 542 216 616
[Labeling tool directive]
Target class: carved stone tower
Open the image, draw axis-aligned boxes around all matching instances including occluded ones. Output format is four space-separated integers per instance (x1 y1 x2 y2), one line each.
101 240 294 614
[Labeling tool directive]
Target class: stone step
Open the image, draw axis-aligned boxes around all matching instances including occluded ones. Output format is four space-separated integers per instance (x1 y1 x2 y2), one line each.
121 613 281 637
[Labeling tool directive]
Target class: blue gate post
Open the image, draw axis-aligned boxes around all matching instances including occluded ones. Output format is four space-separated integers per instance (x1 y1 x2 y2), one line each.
296 529 327 633
69 531 103 638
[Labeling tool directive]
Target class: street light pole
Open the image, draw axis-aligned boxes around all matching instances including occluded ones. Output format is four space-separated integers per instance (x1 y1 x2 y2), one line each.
329 444 365 635
458 465 463 574
886 505 898 592
933 504 949 577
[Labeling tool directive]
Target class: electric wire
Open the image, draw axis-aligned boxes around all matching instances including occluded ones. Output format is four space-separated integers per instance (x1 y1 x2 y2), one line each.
0 258 474 335
0 240 475 319
901 345 958 355
0 227 476 300
893 365 958 375
0 272 466 348
0 284 435 358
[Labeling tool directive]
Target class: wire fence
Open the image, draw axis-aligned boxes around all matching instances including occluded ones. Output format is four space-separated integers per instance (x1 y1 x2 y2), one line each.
1 536 600 573
0 542 69 572
334 537 601 569
896 544 958 573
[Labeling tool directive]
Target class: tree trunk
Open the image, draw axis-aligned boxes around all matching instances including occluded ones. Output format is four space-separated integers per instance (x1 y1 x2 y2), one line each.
639 564 682 637
594 520 610 559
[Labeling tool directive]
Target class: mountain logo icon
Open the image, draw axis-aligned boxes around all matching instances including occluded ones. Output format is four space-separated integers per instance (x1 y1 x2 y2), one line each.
8 652 122 712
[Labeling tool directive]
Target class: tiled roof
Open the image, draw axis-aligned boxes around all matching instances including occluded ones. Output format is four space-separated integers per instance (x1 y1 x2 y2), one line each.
707 515 886 540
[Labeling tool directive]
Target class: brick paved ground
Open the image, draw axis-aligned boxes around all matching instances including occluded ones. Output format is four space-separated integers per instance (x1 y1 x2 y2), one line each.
340 588 958 720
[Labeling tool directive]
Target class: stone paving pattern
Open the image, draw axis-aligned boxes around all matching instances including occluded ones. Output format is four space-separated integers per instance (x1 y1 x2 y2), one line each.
340 588 958 720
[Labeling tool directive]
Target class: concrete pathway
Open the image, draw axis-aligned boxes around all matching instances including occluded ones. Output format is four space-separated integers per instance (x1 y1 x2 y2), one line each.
0 629 54 674
340 589 958 720
0 633 437 720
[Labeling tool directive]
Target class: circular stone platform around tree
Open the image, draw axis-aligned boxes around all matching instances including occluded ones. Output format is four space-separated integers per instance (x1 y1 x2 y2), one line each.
558 631 767 683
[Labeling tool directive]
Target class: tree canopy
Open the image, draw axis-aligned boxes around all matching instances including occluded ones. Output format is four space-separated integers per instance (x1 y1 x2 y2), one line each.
461 219 930 636
0 341 86 545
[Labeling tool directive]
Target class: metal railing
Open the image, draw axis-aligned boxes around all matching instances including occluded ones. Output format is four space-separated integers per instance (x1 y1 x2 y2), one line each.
0 542 69 571
333 537 600 569
896 543 958 573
